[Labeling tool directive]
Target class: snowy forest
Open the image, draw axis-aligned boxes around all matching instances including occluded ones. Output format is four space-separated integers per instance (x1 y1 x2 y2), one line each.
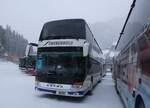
0 25 28 62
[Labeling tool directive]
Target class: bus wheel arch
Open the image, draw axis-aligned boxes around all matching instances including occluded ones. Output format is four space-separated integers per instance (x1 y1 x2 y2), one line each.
135 95 145 108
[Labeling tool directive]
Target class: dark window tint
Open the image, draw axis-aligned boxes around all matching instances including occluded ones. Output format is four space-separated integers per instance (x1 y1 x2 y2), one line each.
39 19 86 40
138 36 148 51
131 43 137 63
37 52 85 78
148 32 150 42
131 44 136 55
38 47 83 53
146 29 150 42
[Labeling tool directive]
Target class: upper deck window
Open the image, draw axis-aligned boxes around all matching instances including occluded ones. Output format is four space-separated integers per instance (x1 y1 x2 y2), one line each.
138 36 148 51
148 31 150 42
39 19 86 40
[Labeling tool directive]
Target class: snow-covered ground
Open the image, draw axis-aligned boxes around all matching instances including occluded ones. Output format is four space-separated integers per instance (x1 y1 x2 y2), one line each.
0 61 124 108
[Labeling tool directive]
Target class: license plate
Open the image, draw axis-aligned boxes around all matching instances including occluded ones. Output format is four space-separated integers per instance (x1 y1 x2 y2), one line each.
58 91 66 95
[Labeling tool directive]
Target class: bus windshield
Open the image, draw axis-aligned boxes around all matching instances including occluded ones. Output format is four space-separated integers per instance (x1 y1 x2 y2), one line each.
39 20 85 40
37 52 85 78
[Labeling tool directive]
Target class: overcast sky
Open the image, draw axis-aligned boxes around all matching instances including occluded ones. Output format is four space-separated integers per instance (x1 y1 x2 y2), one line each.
0 0 131 43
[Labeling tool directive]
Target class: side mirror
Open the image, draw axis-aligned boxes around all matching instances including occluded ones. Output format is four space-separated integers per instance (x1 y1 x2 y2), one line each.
83 42 89 57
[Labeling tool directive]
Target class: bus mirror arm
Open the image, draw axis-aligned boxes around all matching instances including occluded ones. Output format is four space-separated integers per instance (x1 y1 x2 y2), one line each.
83 42 89 57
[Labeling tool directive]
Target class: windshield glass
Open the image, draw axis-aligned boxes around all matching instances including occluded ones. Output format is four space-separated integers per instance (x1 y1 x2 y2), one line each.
39 20 85 40
36 52 85 78
29 46 37 56
26 56 36 68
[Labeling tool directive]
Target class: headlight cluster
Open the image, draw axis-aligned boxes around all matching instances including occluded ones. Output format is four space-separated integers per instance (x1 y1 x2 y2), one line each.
72 85 82 89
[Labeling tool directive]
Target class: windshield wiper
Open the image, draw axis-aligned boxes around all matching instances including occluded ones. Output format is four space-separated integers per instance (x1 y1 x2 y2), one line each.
47 70 56 75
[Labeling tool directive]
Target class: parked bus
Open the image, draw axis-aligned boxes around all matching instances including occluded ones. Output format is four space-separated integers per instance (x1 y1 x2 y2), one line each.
114 0 150 108
19 43 38 75
19 57 26 71
25 43 38 75
35 19 104 97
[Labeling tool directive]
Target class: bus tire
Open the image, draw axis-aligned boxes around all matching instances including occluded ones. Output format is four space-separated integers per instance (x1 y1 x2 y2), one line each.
98 74 102 83
115 83 119 94
98 79 101 83
116 87 119 95
135 96 145 108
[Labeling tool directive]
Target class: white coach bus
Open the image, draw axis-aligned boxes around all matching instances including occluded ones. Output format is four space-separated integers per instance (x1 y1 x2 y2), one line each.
35 19 104 97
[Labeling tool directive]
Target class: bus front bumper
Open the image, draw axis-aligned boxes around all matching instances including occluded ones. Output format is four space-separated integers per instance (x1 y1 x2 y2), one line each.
35 86 88 97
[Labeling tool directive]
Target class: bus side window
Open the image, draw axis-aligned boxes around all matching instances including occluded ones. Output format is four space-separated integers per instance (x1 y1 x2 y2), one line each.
88 60 92 69
131 43 137 63
146 29 150 42
138 35 150 76
138 36 148 51
117 64 121 78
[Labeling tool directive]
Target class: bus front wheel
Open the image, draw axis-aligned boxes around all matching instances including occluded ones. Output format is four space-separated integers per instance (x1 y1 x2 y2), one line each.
135 96 145 108
115 83 119 94
138 100 145 108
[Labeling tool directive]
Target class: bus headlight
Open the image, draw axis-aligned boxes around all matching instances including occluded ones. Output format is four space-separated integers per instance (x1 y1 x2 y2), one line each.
72 85 82 89
72 81 83 89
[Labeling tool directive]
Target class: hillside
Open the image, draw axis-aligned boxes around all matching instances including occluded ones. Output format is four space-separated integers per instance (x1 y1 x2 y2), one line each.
90 18 124 49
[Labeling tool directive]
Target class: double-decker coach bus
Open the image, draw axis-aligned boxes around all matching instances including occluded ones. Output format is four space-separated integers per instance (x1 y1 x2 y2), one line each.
35 19 103 97
19 57 26 71
19 43 38 75
25 43 38 75
114 0 150 108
